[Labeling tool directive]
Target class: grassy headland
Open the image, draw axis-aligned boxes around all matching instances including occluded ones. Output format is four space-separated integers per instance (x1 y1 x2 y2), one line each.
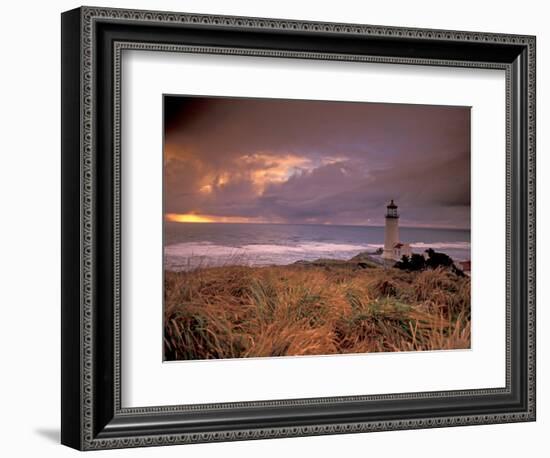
164 253 470 360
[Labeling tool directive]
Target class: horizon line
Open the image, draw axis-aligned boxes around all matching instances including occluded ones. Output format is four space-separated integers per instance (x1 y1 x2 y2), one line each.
164 219 470 231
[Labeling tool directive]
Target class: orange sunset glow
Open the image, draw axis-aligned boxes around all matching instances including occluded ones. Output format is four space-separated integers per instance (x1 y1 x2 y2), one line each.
165 213 270 224
165 213 214 223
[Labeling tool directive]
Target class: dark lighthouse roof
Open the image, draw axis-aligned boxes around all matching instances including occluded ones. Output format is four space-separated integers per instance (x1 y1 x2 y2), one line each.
387 199 398 209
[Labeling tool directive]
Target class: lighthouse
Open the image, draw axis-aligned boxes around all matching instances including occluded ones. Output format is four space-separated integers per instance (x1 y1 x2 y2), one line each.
383 200 400 260
382 200 412 260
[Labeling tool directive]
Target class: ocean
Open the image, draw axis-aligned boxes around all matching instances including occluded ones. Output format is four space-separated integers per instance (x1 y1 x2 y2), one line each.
164 222 470 271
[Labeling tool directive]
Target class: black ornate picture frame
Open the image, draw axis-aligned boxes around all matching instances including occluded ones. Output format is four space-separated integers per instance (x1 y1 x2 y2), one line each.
61 6 536 450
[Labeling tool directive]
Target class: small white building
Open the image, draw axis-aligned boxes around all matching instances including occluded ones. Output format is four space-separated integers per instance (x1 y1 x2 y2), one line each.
382 200 412 261
392 242 412 260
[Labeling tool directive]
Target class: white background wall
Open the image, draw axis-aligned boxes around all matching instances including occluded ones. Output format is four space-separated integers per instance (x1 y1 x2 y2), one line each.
0 0 546 456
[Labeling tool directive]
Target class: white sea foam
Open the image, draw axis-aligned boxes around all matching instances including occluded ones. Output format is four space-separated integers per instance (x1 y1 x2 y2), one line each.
410 241 471 250
164 239 470 270
166 241 372 255
164 241 377 270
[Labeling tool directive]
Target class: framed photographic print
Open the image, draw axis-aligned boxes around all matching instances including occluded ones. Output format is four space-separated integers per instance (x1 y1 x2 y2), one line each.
61 6 536 450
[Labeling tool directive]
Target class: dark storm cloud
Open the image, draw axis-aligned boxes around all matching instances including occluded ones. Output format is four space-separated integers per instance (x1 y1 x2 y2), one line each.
164 96 470 228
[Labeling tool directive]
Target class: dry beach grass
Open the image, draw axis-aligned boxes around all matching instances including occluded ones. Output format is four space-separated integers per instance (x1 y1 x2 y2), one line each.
164 260 470 360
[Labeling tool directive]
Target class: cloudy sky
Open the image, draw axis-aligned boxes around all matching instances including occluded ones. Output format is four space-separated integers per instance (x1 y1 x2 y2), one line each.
164 96 470 229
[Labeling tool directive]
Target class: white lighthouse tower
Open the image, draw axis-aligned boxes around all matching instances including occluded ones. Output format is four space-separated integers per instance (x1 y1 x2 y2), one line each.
382 200 412 260
383 200 400 260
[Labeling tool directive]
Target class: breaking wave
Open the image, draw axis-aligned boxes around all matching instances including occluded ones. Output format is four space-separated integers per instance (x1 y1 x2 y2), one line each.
164 240 470 270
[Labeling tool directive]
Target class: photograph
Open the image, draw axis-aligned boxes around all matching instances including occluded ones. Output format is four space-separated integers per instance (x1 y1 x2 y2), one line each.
163 95 472 361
